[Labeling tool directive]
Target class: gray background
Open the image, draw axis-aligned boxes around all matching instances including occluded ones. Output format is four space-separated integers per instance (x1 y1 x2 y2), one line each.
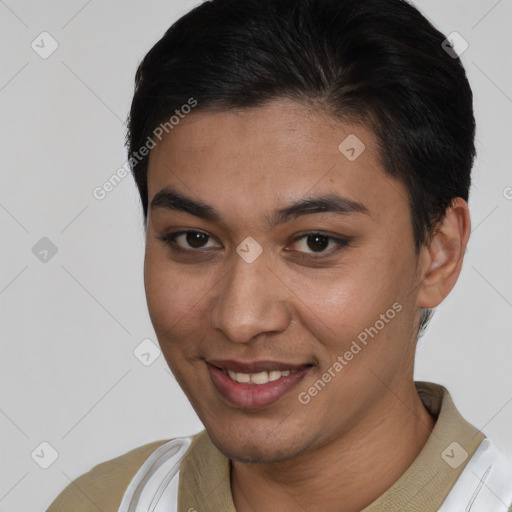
1 1 511 510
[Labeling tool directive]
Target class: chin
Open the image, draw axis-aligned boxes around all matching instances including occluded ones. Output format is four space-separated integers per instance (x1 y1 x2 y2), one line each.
205 419 312 464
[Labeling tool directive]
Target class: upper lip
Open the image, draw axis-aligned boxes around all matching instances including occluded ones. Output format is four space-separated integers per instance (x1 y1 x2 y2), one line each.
207 359 311 373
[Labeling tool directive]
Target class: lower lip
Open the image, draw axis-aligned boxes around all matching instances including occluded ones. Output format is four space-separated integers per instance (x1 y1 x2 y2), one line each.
207 363 311 409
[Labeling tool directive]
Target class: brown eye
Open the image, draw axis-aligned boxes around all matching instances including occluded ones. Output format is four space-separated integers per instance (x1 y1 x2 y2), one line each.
186 231 210 248
306 234 329 252
158 230 220 252
289 232 350 256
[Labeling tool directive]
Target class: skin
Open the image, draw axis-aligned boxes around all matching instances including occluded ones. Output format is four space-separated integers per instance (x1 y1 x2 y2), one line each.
144 98 471 511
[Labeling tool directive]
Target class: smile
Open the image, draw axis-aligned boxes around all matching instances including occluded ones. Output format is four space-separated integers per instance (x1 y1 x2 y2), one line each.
206 360 312 409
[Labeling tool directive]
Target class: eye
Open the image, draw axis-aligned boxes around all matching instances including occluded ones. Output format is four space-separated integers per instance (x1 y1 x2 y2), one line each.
158 230 220 251
288 233 350 255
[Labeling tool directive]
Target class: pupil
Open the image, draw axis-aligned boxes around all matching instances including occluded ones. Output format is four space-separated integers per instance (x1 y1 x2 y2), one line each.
307 235 328 252
187 232 208 248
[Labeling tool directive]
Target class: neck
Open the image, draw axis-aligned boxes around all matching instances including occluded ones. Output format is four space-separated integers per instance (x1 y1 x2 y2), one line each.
231 380 435 512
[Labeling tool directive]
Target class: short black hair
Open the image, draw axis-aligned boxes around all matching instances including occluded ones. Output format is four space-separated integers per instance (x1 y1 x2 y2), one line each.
127 0 475 334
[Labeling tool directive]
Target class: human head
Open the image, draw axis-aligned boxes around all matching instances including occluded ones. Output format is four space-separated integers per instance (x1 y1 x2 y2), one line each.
127 0 474 463
127 0 475 334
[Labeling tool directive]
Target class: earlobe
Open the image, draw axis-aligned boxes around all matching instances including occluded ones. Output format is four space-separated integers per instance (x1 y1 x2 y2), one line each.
417 198 471 308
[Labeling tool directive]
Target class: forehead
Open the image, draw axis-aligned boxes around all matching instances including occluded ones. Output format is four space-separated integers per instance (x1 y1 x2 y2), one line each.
146 99 410 224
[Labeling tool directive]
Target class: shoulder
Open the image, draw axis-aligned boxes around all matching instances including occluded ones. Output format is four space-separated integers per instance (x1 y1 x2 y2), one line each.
46 439 171 512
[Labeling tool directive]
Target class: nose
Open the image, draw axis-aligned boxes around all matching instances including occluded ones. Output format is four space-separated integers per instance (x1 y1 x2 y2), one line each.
208 251 292 344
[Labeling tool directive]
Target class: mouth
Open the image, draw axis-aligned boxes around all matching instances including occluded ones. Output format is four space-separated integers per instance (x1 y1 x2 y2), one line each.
206 359 313 409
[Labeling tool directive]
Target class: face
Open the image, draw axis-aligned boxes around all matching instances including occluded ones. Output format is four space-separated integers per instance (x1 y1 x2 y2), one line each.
144 99 424 463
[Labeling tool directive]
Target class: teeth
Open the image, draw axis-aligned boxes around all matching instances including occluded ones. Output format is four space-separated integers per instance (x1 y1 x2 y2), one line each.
268 370 282 381
251 371 268 384
233 370 250 383
225 368 298 384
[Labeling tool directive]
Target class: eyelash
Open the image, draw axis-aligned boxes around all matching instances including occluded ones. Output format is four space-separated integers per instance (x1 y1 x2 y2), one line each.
157 230 351 258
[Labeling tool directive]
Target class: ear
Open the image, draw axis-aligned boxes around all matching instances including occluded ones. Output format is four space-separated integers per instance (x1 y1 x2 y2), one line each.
416 198 471 308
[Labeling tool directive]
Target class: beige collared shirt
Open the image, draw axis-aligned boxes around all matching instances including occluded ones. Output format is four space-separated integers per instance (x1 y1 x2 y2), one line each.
46 382 511 511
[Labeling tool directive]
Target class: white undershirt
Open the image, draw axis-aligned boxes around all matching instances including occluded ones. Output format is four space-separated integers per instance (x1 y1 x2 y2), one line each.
438 438 512 512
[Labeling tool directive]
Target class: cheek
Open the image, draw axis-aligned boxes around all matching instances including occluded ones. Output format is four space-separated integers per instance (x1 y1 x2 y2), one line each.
298 283 383 360
144 248 207 347
291 255 412 360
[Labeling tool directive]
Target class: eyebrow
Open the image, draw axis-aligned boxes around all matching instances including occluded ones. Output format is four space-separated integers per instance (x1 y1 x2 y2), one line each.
150 187 369 229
